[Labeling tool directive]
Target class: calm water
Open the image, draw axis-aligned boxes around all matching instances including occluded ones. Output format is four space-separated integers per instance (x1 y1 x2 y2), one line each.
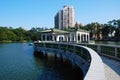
0 43 83 80
92 41 120 46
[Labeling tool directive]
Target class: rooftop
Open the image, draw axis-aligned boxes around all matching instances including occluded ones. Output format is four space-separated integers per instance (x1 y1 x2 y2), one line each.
40 29 69 34
40 28 89 34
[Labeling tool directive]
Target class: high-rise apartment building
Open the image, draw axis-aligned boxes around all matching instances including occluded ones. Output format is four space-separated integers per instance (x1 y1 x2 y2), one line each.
55 5 75 30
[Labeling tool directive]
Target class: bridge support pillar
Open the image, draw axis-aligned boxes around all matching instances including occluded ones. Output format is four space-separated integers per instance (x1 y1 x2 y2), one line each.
56 53 63 62
71 59 75 69
43 51 48 58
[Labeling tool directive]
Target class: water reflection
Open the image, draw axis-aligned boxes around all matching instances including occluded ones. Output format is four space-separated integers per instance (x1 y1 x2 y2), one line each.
34 53 83 80
0 43 83 80
90 40 120 46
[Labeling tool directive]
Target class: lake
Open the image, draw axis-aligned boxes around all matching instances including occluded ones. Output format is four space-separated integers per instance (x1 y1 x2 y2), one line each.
91 41 120 46
0 43 83 80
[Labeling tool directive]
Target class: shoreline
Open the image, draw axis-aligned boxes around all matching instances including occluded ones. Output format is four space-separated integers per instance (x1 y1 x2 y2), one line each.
0 40 33 43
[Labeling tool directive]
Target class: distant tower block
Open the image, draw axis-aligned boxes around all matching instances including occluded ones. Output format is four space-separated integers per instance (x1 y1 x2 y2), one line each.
55 5 75 30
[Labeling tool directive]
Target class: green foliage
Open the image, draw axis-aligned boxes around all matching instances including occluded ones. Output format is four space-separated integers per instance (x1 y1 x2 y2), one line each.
0 26 44 42
83 19 120 40
0 19 120 42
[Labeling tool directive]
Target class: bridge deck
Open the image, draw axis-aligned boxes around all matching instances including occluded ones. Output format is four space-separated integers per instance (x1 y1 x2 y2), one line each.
101 56 120 80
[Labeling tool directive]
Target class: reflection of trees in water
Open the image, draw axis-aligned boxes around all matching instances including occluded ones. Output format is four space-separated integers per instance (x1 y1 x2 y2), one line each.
34 53 83 80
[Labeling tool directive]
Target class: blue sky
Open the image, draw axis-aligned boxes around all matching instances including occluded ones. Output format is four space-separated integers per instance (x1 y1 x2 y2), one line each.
0 0 120 30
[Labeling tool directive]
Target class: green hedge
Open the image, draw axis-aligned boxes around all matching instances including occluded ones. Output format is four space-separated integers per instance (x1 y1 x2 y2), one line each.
117 48 120 58
45 43 51 48
101 46 115 56
87 45 97 51
61 44 66 51
52 44 58 49
68 45 73 52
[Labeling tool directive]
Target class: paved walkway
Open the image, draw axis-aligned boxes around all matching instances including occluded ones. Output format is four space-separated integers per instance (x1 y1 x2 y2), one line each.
100 56 120 80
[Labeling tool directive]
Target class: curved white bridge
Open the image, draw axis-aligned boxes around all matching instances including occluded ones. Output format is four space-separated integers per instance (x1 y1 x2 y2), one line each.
34 42 105 80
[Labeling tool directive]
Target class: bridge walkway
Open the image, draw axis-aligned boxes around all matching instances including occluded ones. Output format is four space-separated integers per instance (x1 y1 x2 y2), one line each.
100 56 120 80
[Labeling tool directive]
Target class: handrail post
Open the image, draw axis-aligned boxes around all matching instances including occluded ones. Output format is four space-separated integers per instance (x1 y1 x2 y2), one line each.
58 43 61 51
73 46 76 54
43 42 46 48
97 45 101 54
66 44 68 52
115 47 117 57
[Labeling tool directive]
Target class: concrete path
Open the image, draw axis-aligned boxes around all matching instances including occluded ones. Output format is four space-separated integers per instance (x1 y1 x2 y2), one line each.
101 56 120 80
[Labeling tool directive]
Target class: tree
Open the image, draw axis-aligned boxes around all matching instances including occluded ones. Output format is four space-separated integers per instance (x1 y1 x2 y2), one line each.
101 24 110 40
6 30 17 41
12 27 27 41
117 19 120 28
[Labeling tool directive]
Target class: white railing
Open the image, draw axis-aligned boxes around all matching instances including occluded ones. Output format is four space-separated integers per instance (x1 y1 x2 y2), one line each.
34 42 105 80
79 43 120 61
